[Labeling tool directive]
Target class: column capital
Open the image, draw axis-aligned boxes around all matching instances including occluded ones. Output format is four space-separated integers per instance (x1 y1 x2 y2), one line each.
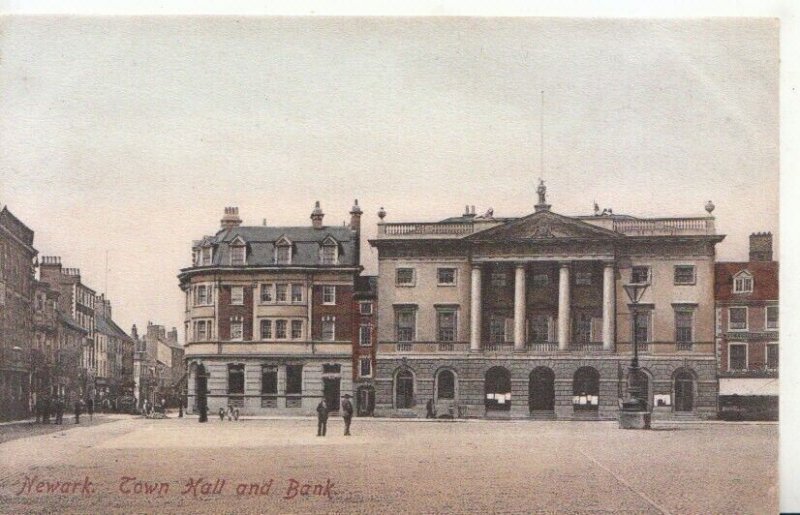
559 261 571 268
603 260 616 269
471 263 483 270
515 262 527 269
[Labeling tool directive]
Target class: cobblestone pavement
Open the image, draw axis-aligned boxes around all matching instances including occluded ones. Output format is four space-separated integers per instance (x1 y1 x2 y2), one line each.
0 416 777 514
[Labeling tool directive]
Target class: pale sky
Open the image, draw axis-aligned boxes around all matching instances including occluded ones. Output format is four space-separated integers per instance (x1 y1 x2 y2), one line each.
0 16 779 337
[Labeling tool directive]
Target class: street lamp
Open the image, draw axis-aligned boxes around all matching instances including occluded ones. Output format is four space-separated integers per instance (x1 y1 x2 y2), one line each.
620 282 650 428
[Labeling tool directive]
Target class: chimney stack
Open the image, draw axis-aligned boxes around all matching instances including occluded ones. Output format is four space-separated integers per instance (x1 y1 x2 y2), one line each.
349 199 363 232
220 207 242 230
311 201 325 229
131 324 138 340
749 232 773 262
39 256 62 283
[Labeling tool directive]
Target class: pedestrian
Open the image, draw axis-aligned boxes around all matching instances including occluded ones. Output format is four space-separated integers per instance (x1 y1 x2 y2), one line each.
178 400 184 418
316 399 328 436
219 407 226 421
86 397 94 422
341 394 354 436
161 398 166 414
74 399 82 424
55 396 64 425
426 398 435 419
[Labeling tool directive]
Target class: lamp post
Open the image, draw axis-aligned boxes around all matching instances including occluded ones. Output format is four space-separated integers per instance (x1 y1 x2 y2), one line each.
620 282 650 429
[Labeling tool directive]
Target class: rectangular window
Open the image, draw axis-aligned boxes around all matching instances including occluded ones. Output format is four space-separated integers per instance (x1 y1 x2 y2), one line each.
767 344 779 370
260 284 273 303
195 320 211 341
321 245 337 264
491 270 507 288
437 268 457 285
201 247 212 266
359 301 373 315
261 366 278 395
766 306 779 330
276 246 291 264
322 285 336 305
489 314 506 343
729 344 747 370
230 246 245 266
675 310 693 344
575 272 592 286
395 308 416 342
631 266 650 284
291 320 303 339
286 365 303 395
228 364 245 394
359 357 372 378
359 324 372 346
230 319 243 340
260 319 272 340
321 316 336 341
195 285 212 306
231 286 244 305
733 274 753 293
532 273 549 288
674 265 696 285
291 284 303 303
396 268 415 286
275 320 287 339
729 307 748 331
275 284 288 303
436 309 457 342
530 315 550 343
573 313 592 343
634 311 651 343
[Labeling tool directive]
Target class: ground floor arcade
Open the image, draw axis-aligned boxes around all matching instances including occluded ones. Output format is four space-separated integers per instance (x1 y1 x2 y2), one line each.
374 356 718 420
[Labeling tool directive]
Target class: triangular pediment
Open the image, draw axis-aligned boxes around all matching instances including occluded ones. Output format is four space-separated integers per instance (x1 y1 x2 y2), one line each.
274 235 293 246
467 210 622 241
230 235 247 246
320 235 338 246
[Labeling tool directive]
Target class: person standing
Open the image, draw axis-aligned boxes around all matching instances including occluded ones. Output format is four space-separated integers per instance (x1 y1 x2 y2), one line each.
316 399 328 437
74 399 82 424
341 394 354 436
426 398 435 419
34 395 42 424
86 397 94 422
42 395 51 424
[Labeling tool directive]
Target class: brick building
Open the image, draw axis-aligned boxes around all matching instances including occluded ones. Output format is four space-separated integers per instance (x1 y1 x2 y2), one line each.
370 184 723 420
39 256 98 400
352 275 377 416
715 232 778 419
0 206 37 421
179 202 363 416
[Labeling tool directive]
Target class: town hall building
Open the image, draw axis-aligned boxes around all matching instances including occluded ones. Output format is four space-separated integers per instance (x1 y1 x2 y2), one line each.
370 182 724 420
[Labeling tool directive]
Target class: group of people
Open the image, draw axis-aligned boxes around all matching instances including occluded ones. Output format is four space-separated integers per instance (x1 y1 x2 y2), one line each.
316 393 353 436
34 395 94 425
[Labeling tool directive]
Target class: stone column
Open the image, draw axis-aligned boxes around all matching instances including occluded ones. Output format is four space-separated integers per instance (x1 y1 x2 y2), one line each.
558 262 571 351
602 262 616 351
514 264 526 351
470 265 482 352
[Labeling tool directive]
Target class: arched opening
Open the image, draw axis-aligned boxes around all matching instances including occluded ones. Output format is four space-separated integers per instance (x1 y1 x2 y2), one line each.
436 369 456 401
627 368 653 411
572 366 599 411
356 385 375 416
674 369 695 412
485 366 512 411
395 369 414 409
529 367 555 412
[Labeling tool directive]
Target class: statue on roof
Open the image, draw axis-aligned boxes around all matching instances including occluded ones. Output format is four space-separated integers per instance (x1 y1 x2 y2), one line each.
537 179 547 205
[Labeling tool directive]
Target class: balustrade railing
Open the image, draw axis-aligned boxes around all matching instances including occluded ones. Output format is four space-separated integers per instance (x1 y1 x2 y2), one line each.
612 217 714 236
378 222 474 237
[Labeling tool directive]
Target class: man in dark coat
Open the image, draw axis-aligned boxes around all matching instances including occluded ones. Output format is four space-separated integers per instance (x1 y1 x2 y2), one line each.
316 399 328 436
55 396 64 425
74 399 82 424
42 395 51 424
341 394 354 436
34 395 42 424
86 397 94 422
426 398 435 419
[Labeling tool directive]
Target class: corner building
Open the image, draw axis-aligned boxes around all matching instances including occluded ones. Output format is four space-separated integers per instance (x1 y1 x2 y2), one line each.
179 202 363 416
370 186 723 420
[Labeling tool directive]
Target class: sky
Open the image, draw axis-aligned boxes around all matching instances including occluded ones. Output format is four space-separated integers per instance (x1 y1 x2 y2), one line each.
0 16 779 338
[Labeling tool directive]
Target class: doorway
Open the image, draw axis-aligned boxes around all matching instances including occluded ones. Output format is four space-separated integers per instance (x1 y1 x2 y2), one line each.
485 366 512 411
323 377 341 412
357 386 375 416
395 370 414 409
674 370 694 412
529 367 555 412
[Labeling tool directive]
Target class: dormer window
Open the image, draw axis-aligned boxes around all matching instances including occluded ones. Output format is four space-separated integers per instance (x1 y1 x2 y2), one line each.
320 236 338 265
230 237 246 266
275 236 292 264
201 247 212 266
733 271 753 293
192 248 200 266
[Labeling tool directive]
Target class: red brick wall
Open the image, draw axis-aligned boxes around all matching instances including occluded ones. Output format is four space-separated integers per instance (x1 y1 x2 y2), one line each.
217 285 253 341
352 299 377 380
312 285 353 341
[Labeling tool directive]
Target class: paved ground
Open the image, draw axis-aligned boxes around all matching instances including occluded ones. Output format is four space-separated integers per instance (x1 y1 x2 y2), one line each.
0 415 777 514
0 415 116 445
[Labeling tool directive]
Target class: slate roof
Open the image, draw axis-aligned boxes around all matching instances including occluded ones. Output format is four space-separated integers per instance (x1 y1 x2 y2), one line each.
96 315 134 341
57 309 87 334
715 261 779 302
194 225 358 267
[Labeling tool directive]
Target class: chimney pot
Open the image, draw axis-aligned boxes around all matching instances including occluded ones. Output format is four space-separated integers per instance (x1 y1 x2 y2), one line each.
220 206 242 230
311 201 325 229
749 232 773 262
